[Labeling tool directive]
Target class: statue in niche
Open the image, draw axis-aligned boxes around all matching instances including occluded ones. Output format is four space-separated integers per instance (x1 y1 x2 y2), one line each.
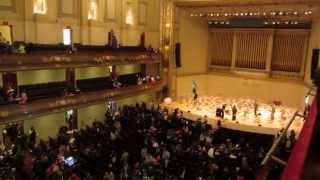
108 30 118 49
140 32 145 47
33 0 47 14
88 0 98 20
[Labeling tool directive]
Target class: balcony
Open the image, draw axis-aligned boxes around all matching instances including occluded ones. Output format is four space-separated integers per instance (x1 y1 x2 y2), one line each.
0 81 164 123
0 44 162 72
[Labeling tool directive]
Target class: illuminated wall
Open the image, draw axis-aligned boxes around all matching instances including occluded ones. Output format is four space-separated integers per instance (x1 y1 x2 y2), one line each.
0 0 161 48
17 69 66 85
75 64 141 80
24 112 66 140
78 103 106 127
117 64 141 75
177 9 209 75
76 67 110 80
175 8 313 110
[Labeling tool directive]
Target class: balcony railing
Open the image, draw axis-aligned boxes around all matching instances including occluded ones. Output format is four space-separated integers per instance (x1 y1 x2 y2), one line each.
0 81 164 123
0 44 162 71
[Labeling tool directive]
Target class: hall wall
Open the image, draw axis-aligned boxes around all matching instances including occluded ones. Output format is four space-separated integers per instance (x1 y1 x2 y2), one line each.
177 9 209 75
175 7 316 110
0 0 160 48
23 112 66 140
76 67 110 80
176 74 308 110
17 69 66 85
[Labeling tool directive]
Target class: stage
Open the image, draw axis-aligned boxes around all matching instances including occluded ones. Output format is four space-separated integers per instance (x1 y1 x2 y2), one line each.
161 96 305 135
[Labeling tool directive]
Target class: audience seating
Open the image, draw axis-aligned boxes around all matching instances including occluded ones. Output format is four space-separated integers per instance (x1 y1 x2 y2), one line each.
118 73 139 85
77 77 113 92
0 102 294 180
24 43 69 52
20 81 67 101
77 73 138 92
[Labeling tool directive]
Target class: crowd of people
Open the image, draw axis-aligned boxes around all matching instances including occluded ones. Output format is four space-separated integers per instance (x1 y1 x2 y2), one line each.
0 102 296 180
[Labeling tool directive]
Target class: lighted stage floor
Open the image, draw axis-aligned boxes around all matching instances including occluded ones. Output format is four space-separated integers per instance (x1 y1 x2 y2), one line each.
161 96 305 135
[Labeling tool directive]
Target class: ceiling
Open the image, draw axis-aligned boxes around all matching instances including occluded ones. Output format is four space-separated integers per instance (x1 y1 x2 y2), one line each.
174 0 318 28
174 0 319 7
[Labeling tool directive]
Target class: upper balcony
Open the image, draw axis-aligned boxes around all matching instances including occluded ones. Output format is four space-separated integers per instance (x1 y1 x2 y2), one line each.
0 43 162 72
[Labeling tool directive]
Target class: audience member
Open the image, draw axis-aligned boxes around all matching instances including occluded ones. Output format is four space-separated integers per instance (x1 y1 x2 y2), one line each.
0 102 284 180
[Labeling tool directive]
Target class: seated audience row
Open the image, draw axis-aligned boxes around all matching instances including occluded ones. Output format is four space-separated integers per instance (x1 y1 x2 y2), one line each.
0 102 295 179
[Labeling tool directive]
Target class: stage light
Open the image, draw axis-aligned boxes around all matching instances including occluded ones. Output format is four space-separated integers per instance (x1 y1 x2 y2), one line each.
226 21 230 25
293 11 298 15
262 12 267 16
264 22 269 25
165 23 171 28
190 14 194 17
240 13 244 16
279 12 284 15
235 13 239 16
249 12 253 16
224 13 228 16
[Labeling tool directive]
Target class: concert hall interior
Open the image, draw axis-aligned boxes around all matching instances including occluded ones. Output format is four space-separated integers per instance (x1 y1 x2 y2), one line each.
0 0 319 179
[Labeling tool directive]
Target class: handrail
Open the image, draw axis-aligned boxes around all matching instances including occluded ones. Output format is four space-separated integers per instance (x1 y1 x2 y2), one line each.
261 110 299 166
281 98 318 180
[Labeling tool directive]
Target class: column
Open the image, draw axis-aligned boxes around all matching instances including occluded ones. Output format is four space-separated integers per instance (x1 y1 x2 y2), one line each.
266 30 274 74
231 31 237 69
66 68 77 91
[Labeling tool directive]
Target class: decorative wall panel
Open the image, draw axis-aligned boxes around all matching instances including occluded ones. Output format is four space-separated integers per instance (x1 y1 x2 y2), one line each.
210 30 233 67
58 0 77 18
272 30 308 72
139 2 148 25
105 0 116 20
235 30 271 70
0 0 15 12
